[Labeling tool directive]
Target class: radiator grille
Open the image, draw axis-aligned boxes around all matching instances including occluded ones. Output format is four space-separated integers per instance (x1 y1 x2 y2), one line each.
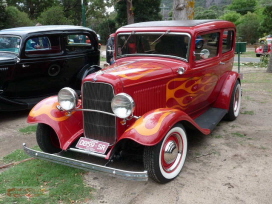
82 82 116 144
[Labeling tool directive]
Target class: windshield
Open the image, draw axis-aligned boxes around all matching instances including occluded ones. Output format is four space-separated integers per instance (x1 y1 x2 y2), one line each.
116 32 190 61
0 36 21 54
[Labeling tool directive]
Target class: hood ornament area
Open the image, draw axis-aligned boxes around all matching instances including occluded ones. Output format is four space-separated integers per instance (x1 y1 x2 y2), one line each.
92 70 104 82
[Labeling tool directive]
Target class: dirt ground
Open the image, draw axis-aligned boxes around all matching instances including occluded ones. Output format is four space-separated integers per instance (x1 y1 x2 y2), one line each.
1 65 272 204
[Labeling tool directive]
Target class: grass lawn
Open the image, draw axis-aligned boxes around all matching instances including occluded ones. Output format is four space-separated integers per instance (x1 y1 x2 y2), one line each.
0 149 94 204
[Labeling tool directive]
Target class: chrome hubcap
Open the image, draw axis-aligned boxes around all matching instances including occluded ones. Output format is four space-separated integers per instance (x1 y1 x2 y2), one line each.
164 141 178 164
162 134 183 172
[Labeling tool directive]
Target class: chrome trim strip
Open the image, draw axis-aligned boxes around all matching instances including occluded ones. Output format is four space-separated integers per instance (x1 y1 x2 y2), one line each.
69 147 107 158
72 108 139 119
23 144 148 181
74 108 115 117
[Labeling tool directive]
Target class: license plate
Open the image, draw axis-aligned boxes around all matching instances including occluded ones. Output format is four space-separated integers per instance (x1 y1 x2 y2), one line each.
76 137 109 154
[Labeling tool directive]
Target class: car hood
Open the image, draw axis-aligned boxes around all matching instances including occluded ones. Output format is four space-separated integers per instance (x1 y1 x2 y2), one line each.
84 58 182 88
0 53 18 65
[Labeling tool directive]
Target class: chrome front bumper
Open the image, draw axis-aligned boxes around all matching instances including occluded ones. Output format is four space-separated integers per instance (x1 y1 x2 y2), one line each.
23 144 148 181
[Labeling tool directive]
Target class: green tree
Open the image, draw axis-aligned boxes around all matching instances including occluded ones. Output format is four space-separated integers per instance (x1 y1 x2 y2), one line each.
96 19 116 44
37 6 73 25
60 0 82 25
227 0 257 15
259 6 272 35
195 6 223 19
237 12 259 44
86 0 113 27
133 0 161 22
115 0 161 27
6 0 57 20
4 6 32 28
219 11 242 25
0 2 7 29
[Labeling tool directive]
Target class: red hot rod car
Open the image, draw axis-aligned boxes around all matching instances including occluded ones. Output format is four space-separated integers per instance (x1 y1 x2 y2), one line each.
24 20 241 183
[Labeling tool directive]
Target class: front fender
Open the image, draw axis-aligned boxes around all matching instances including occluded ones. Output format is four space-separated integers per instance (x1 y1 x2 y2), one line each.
213 71 240 110
27 96 83 150
119 108 210 146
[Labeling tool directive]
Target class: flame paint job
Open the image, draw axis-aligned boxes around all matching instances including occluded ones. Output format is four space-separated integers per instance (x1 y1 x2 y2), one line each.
27 96 83 149
119 108 210 146
166 74 218 109
108 61 164 80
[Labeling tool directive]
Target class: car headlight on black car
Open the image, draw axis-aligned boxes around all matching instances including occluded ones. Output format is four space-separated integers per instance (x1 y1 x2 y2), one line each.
58 87 78 111
111 93 135 119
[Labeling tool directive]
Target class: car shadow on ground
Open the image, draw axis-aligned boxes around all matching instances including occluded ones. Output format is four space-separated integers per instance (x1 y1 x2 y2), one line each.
0 110 30 123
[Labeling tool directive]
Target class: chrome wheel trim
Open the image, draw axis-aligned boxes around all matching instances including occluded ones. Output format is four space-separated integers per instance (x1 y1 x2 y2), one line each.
233 83 241 117
159 127 187 179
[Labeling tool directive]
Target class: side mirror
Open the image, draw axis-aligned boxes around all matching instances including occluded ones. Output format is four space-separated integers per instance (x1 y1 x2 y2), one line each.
194 49 210 59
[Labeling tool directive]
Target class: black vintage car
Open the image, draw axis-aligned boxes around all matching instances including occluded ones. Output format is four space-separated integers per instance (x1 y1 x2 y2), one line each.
0 25 101 111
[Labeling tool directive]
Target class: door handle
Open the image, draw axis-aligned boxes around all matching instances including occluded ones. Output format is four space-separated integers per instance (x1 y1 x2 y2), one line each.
219 61 225 65
22 64 30 68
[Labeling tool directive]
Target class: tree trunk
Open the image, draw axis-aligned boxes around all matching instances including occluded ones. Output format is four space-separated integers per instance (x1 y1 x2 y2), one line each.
173 0 195 20
267 53 272 73
127 0 134 24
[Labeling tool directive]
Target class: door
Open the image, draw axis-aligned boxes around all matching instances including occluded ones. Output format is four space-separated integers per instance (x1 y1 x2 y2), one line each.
177 30 222 115
10 35 64 97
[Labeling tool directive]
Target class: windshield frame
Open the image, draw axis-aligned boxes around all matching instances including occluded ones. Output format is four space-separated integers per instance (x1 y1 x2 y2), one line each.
116 31 191 62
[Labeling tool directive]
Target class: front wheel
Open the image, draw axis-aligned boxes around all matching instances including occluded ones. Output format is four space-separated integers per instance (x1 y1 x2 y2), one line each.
143 124 187 183
225 81 242 121
36 123 61 153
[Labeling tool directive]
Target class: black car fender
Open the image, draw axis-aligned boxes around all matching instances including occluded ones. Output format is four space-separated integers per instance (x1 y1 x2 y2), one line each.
74 64 102 89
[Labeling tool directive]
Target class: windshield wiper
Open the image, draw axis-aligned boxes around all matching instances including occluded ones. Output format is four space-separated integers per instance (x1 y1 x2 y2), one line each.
150 30 170 45
121 31 135 50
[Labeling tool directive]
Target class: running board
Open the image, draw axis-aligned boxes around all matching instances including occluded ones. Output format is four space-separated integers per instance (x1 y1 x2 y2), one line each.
194 108 227 131
23 144 148 181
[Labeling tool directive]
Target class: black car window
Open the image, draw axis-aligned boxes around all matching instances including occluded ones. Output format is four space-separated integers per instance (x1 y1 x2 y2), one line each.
66 34 94 54
25 35 61 55
195 32 220 61
222 30 234 53
0 36 21 54
117 33 189 60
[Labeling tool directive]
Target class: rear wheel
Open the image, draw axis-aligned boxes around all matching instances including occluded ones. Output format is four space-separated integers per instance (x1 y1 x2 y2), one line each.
36 123 61 153
225 81 241 121
143 124 187 183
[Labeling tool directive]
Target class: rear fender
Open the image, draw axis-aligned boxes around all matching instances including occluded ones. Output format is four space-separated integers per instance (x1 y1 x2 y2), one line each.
27 96 83 150
118 108 210 147
213 72 240 110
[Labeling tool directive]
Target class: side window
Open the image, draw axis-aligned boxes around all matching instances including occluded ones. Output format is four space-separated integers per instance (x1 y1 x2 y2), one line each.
26 37 51 50
66 34 94 53
25 35 61 55
195 32 220 61
222 30 234 53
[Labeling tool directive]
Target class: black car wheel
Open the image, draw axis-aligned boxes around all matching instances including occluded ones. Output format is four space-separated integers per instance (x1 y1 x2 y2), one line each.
36 123 61 153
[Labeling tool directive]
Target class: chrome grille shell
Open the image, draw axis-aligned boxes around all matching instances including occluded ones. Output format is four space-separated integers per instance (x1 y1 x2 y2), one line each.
82 82 116 144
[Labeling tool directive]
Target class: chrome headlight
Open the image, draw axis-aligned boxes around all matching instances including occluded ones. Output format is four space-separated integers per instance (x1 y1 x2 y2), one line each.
58 87 78 111
111 93 135 119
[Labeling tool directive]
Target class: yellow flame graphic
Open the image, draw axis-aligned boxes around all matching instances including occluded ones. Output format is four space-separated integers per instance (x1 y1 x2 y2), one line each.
29 101 73 122
127 111 171 136
166 74 218 108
